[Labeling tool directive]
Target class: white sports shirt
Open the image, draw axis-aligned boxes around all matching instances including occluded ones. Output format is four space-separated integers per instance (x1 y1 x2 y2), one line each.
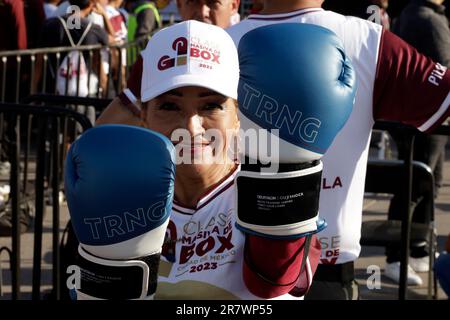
227 8 450 264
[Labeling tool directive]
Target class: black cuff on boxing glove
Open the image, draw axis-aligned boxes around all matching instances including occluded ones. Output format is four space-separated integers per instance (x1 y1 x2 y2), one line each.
72 246 160 300
236 160 326 239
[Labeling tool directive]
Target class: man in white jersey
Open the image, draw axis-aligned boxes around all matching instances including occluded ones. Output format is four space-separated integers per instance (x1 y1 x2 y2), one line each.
227 0 450 299
94 0 450 299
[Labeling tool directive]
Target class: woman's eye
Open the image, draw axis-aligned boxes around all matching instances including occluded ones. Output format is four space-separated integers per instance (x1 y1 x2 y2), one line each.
203 103 224 111
157 103 179 111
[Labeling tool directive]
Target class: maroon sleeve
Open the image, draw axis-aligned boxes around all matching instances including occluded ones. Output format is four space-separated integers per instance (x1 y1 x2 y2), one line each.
118 55 143 108
373 29 450 133
242 234 321 299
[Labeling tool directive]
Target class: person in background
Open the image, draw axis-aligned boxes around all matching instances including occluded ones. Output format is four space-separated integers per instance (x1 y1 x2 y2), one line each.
0 0 27 53
88 0 120 97
174 0 239 27
384 0 450 286
54 0 116 42
106 0 128 93
157 0 181 23
106 0 127 42
115 0 129 23
90 0 117 43
223 0 450 300
36 0 109 93
126 0 161 42
44 0 61 18
54 0 70 16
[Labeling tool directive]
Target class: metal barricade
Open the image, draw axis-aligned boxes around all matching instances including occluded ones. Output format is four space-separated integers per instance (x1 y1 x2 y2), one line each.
0 103 93 300
21 94 111 205
0 37 150 104
371 121 450 300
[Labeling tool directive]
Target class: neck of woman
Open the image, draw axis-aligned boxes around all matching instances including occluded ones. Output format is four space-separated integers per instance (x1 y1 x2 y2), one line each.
174 163 237 208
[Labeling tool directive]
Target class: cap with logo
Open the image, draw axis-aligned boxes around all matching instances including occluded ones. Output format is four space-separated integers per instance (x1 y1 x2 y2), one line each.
140 20 239 103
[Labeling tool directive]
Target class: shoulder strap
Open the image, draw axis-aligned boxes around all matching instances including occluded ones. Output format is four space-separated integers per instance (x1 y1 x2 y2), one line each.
118 9 128 24
58 16 76 47
134 2 161 27
57 16 93 47
134 3 154 15
149 2 162 28
76 21 93 46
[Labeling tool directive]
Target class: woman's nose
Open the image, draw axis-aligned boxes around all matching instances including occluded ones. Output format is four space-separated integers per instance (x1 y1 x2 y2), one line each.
185 114 205 137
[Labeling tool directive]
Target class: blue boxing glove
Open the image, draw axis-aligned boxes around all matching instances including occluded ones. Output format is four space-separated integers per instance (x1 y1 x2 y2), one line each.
65 125 175 300
236 23 356 238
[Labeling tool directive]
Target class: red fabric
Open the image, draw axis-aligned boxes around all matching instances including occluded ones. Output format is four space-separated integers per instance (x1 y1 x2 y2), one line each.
110 14 125 34
0 0 27 50
373 29 450 132
243 234 321 299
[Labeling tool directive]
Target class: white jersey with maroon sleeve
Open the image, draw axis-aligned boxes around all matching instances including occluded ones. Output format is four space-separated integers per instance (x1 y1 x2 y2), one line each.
227 8 450 265
155 167 315 300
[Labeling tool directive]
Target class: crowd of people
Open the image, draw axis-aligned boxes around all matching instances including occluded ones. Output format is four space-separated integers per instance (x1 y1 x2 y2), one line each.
0 0 245 101
0 0 449 300
0 0 248 52
1 0 166 52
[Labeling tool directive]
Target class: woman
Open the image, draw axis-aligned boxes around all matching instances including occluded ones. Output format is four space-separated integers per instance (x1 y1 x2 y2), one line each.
65 20 324 300
137 20 321 300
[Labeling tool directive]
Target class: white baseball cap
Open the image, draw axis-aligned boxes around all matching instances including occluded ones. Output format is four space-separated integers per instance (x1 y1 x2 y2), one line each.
140 20 239 103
